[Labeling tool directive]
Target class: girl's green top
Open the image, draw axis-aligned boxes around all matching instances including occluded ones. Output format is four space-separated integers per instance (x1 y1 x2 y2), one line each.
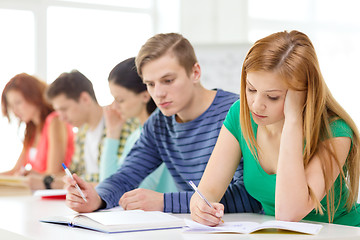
223 100 360 227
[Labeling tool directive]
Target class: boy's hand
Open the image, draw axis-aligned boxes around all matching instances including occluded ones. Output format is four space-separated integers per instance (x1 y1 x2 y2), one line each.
119 188 164 211
64 173 102 213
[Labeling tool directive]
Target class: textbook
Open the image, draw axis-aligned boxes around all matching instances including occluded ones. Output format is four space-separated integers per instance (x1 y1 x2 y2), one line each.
184 219 323 235
0 175 31 196
40 210 186 233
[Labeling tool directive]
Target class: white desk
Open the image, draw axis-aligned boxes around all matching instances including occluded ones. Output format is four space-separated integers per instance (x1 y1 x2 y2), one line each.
1 196 360 240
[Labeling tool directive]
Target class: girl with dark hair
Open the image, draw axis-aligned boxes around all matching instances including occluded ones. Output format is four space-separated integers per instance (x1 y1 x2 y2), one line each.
99 58 177 193
1 73 74 189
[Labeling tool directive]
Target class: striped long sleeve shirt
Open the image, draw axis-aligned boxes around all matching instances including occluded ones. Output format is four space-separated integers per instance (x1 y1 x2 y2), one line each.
96 89 262 213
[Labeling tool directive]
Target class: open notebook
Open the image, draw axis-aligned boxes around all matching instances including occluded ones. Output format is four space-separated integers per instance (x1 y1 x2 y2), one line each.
40 209 186 233
184 219 323 235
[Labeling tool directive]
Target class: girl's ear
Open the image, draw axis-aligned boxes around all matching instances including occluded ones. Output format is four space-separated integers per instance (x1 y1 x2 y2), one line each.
141 91 151 103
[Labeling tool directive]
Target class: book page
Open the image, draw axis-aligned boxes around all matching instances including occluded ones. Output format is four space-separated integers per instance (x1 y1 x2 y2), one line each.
41 210 186 233
0 175 27 187
98 205 124 212
184 219 259 233
184 219 323 234
81 210 182 226
0 176 31 196
256 220 323 235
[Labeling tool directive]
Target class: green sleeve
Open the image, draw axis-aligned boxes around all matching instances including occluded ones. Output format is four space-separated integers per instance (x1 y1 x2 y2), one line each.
330 119 353 139
99 138 120 182
223 100 241 142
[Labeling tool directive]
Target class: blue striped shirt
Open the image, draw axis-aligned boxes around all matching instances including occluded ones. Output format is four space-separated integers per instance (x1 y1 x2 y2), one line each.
96 89 262 213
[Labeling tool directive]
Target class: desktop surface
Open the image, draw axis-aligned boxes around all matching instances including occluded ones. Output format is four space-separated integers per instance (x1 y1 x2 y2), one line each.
0 195 360 240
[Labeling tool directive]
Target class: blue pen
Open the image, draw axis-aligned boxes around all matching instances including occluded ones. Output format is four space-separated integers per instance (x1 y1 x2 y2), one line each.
188 181 224 223
62 163 87 202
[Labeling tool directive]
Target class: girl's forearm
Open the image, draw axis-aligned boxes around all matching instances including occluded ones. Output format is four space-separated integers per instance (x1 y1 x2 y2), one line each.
275 118 310 221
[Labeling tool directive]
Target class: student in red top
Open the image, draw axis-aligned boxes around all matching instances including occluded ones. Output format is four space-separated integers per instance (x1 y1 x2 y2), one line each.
1 73 74 190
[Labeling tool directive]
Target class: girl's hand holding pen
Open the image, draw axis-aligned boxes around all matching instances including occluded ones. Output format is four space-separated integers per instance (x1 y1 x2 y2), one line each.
63 173 102 213
190 191 224 226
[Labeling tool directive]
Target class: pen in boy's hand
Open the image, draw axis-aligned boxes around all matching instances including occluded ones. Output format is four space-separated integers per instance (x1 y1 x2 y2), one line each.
188 181 224 223
62 163 87 202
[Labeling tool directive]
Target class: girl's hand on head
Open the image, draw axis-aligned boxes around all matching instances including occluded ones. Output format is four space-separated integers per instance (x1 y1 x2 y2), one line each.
103 105 126 139
284 89 306 122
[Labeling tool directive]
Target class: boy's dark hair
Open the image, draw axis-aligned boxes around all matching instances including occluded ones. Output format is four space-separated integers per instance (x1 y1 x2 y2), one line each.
46 70 97 103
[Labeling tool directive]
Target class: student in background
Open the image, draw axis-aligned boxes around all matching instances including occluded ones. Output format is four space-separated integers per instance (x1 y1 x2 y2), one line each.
99 57 177 193
190 30 360 227
46 70 138 184
0 73 74 190
64 33 262 214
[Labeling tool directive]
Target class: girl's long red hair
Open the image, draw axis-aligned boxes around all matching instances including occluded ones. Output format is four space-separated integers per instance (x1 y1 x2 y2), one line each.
240 30 360 222
1 73 53 148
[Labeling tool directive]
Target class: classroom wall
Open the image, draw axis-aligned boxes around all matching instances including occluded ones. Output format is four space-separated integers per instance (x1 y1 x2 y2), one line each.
180 0 249 94
179 0 360 131
193 43 250 94
180 0 248 44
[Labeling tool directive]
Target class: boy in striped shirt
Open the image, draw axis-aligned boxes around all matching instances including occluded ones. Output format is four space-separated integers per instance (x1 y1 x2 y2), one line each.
64 33 262 214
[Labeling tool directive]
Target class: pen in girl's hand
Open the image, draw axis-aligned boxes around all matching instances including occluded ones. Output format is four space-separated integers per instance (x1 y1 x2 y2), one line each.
62 163 87 202
188 181 224 223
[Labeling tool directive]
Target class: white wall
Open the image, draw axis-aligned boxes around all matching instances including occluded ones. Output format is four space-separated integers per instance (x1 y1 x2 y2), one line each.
180 0 360 128
180 0 248 44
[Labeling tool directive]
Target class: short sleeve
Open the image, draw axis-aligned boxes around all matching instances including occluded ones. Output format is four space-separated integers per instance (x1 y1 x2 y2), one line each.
330 119 353 139
223 100 241 142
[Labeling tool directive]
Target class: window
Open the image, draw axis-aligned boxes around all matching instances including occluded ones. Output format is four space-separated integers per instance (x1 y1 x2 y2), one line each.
0 0 156 172
249 0 311 22
47 6 153 105
0 9 35 171
59 0 152 8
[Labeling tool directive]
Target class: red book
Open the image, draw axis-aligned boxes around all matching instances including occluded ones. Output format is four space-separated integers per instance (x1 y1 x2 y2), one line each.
33 189 67 200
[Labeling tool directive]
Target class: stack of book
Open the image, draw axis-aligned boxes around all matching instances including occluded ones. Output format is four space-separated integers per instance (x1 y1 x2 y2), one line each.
0 175 31 196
